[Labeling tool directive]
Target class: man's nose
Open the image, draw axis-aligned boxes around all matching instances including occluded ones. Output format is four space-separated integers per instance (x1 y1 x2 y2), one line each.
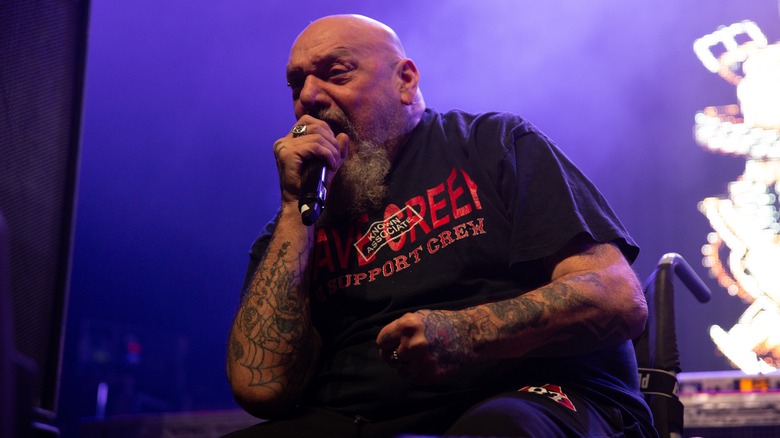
298 75 327 110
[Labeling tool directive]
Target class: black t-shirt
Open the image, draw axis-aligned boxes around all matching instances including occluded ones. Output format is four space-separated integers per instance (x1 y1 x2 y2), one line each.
246 108 651 429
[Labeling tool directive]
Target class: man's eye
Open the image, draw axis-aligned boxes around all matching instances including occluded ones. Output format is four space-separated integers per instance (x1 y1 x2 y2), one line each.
328 67 351 79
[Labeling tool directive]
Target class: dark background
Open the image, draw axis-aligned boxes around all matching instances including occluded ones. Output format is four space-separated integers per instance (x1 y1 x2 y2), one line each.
57 0 780 432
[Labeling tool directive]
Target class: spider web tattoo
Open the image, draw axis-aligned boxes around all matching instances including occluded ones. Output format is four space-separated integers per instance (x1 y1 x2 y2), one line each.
233 241 312 395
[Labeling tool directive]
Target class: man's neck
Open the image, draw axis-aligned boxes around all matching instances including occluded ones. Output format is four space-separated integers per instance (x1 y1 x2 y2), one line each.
386 105 425 163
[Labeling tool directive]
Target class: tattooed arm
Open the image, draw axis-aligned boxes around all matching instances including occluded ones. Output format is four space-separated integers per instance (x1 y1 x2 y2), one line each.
227 116 347 418
376 238 647 384
226 206 321 418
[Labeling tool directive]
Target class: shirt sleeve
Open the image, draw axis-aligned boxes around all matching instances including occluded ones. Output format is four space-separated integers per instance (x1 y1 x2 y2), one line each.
502 125 639 267
240 213 279 297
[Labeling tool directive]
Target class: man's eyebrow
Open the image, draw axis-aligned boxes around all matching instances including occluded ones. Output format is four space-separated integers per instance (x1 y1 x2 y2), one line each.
311 48 357 66
286 48 358 82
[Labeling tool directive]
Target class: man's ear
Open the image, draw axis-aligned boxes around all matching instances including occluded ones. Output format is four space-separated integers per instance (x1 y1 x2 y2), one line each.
395 58 420 105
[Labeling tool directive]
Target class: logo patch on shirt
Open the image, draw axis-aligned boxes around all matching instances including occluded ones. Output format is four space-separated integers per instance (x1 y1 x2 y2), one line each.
518 384 577 411
354 206 424 263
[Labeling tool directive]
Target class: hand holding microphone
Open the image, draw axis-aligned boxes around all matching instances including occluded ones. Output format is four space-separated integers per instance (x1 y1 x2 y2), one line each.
281 119 348 226
290 124 327 226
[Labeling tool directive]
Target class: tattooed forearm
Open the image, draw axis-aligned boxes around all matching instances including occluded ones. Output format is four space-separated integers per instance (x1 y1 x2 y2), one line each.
489 296 546 333
484 272 635 357
230 240 315 395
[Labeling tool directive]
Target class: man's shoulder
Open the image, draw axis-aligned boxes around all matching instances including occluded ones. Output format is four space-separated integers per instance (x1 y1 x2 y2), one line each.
427 108 539 138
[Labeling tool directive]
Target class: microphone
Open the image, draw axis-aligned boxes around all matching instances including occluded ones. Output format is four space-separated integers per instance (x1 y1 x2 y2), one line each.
298 159 327 226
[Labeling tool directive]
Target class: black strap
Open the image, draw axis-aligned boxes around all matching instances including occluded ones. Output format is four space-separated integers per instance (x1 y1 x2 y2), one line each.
638 367 678 397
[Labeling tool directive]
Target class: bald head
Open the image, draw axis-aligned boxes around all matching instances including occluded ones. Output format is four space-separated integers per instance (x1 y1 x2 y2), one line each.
292 15 408 63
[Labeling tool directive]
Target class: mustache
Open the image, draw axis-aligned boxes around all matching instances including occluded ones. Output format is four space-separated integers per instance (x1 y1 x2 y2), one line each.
310 108 353 138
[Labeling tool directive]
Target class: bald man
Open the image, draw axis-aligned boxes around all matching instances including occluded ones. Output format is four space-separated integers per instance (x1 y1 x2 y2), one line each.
226 14 657 437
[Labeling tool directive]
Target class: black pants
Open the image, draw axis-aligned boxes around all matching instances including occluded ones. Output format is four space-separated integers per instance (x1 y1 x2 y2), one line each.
223 385 653 437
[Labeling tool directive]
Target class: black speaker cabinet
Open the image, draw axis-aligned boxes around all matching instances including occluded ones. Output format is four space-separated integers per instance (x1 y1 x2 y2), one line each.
0 0 90 435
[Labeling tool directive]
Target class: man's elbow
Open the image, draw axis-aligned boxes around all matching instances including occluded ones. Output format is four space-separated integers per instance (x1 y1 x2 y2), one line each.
226 362 300 420
230 383 299 420
620 278 648 341
602 263 647 342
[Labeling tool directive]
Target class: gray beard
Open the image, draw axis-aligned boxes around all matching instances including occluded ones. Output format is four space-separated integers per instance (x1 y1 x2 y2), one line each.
310 105 404 224
321 141 391 224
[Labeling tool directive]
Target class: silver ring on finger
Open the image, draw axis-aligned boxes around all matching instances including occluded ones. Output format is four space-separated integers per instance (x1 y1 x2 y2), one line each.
291 124 307 137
